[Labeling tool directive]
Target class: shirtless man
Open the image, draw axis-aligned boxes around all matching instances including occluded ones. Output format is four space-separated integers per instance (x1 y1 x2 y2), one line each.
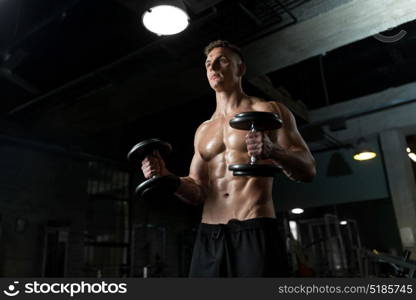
141 40 316 277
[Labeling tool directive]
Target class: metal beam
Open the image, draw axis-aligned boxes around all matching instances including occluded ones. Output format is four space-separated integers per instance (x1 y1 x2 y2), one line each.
0 133 128 167
0 67 40 94
7 37 170 116
309 81 416 124
243 0 416 77
305 81 416 144
298 81 416 151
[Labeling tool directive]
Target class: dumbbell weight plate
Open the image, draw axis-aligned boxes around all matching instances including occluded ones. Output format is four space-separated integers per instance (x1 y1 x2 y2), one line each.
127 138 171 163
228 164 281 177
127 138 179 200
229 112 283 131
135 175 181 200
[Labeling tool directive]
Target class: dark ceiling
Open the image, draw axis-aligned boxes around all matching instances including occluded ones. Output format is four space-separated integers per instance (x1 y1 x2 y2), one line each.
0 0 301 114
1 0 415 162
270 20 416 109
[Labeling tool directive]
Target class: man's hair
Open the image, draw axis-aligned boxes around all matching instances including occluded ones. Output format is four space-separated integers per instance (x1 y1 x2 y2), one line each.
204 40 244 62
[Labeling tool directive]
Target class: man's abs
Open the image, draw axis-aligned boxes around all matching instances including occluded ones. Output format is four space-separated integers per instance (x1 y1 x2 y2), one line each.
201 168 276 224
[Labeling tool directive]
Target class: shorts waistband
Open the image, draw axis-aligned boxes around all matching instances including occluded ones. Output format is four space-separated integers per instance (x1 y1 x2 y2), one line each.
198 217 278 233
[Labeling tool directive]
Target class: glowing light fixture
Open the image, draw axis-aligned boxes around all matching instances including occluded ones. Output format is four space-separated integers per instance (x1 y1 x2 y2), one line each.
340 220 348 225
142 1 189 35
353 138 377 161
289 221 299 240
354 151 377 161
407 147 416 163
291 208 304 215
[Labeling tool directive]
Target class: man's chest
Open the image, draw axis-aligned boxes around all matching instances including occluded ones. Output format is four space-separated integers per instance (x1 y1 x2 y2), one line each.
197 118 247 161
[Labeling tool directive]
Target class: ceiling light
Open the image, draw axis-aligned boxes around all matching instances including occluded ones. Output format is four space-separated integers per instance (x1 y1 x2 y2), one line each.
353 138 377 161
353 151 377 161
291 208 304 215
142 1 189 35
340 220 348 225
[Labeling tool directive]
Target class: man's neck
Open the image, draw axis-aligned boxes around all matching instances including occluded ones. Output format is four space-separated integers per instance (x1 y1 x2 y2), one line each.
214 88 248 116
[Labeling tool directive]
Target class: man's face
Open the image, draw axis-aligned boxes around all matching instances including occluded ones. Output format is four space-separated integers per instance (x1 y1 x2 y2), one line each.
205 47 244 91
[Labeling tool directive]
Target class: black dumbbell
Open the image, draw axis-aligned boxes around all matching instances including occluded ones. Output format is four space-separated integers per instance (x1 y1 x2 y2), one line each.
228 111 283 177
127 138 180 199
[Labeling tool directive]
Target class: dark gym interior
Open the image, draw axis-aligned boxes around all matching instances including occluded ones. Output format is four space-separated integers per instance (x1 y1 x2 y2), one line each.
1 0 416 277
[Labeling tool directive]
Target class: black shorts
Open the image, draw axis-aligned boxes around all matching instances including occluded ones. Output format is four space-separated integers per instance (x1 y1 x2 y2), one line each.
188 217 289 277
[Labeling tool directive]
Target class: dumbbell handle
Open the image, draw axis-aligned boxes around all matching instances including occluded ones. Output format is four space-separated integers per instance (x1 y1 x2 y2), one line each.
249 123 257 165
147 150 161 178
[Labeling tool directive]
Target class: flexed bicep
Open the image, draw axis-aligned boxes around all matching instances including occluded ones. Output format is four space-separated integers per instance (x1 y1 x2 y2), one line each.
271 102 310 153
268 101 316 181
188 150 209 187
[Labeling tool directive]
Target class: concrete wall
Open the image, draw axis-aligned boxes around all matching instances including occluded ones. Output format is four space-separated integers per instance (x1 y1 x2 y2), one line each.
337 199 402 253
130 190 201 277
303 85 416 255
274 138 389 211
380 130 416 253
0 139 197 277
0 142 88 276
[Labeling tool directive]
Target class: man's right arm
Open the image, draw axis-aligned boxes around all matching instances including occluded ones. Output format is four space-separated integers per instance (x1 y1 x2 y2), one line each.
176 151 208 205
175 126 209 206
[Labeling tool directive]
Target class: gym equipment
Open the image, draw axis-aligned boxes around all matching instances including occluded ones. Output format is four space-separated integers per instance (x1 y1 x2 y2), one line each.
127 138 180 199
228 111 283 176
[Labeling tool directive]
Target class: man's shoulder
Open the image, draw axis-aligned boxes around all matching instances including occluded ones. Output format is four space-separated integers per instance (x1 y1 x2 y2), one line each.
250 97 288 113
199 118 216 127
195 119 216 134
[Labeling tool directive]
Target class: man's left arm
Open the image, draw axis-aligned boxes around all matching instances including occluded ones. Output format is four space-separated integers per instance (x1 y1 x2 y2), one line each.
246 102 316 182
272 102 316 182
